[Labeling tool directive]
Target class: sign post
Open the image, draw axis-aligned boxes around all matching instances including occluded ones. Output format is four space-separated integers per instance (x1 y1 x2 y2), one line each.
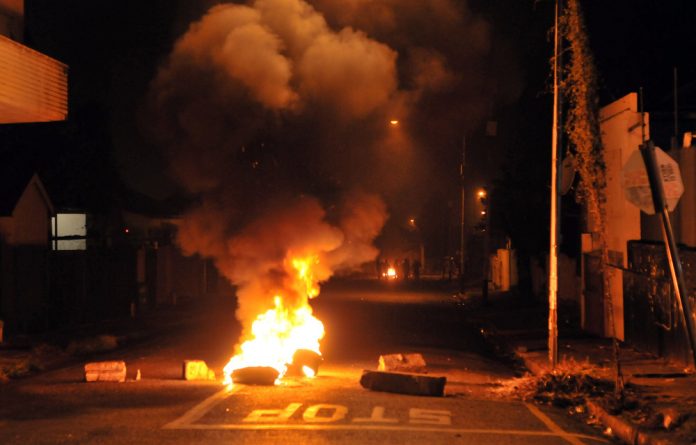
623 141 696 367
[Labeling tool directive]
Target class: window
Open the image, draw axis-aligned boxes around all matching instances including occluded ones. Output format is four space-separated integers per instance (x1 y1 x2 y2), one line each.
51 213 87 250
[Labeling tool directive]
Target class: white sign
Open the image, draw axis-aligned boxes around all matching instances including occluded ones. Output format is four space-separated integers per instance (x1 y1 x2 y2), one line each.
622 146 684 214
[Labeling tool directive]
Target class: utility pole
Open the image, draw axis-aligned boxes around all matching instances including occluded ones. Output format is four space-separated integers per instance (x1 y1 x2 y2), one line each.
673 67 679 149
548 0 563 368
481 188 489 303
459 136 466 293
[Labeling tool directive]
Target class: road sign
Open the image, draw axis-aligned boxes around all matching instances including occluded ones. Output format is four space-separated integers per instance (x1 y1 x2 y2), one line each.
622 146 684 214
560 154 576 195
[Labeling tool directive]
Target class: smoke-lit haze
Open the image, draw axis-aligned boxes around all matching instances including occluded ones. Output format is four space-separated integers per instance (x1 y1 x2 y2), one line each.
149 0 518 330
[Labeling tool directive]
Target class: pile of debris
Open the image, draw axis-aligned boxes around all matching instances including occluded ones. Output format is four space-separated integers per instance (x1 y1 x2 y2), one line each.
498 365 696 444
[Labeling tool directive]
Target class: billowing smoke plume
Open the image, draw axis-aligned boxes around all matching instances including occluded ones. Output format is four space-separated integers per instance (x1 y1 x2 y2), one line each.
149 0 516 330
177 190 386 339
150 0 399 332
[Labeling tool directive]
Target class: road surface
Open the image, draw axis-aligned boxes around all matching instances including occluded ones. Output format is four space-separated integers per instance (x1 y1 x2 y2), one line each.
0 279 607 444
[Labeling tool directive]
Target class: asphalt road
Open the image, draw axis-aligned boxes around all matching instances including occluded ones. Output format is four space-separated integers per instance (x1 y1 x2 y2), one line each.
0 279 609 444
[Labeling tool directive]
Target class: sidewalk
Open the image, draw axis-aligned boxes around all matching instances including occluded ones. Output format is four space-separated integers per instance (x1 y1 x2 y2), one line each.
467 290 696 445
0 298 210 382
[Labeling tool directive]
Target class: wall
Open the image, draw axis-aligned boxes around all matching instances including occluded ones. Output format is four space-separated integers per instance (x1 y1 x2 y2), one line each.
677 146 696 247
0 243 49 334
0 0 23 41
11 178 51 246
585 92 646 339
47 248 136 329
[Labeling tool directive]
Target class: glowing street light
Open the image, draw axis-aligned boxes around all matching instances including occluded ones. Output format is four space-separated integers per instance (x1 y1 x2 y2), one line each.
389 119 399 126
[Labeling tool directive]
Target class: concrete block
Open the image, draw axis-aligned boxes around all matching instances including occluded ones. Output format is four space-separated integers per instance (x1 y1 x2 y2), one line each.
84 361 126 383
378 353 426 373
360 370 446 397
231 366 279 385
183 360 215 381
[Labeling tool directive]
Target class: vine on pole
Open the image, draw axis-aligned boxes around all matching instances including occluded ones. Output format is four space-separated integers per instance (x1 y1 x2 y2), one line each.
562 0 624 397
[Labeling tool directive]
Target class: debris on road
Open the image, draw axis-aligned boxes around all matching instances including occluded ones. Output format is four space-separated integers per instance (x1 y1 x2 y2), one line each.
378 353 427 373
231 366 279 385
182 360 215 381
285 349 322 377
360 370 446 397
497 358 614 408
84 361 126 383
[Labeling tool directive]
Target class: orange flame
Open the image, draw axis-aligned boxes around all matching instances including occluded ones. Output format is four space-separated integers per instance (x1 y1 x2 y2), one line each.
223 255 325 386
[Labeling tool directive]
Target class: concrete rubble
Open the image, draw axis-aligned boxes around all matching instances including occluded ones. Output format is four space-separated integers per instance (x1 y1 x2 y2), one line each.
84 361 126 383
182 360 215 381
378 353 427 373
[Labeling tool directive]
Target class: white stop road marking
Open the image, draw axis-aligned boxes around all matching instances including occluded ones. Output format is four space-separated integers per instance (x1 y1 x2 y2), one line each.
163 387 603 444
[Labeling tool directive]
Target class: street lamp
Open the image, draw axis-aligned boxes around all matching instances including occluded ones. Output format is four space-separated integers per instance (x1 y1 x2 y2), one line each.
478 187 490 302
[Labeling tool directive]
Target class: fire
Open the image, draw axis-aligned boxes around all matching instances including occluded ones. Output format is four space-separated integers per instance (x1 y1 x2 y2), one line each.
292 256 320 299
385 267 397 279
223 255 325 386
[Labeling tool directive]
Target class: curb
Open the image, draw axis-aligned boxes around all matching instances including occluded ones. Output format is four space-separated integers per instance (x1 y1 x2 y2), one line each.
586 400 672 445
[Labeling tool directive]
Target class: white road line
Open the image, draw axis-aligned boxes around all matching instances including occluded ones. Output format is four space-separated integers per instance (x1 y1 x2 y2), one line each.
166 423 606 441
525 402 587 445
162 387 239 429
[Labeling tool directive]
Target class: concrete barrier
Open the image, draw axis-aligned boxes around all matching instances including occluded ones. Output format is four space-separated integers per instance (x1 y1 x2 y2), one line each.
84 361 126 383
183 360 215 381
378 353 427 373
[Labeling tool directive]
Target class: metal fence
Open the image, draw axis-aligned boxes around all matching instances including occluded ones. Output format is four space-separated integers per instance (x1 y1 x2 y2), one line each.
623 241 696 366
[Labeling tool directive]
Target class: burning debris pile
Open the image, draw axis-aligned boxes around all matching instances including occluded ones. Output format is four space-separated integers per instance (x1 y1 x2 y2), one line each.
222 293 325 385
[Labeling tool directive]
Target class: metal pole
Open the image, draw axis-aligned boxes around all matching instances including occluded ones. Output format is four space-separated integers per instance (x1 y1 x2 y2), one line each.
482 189 489 302
674 67 679 142
641 141 696 367
459 136 466 293
548 0 561 368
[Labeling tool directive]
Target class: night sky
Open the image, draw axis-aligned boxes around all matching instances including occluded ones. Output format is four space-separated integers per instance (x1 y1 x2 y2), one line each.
6 0 696 270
